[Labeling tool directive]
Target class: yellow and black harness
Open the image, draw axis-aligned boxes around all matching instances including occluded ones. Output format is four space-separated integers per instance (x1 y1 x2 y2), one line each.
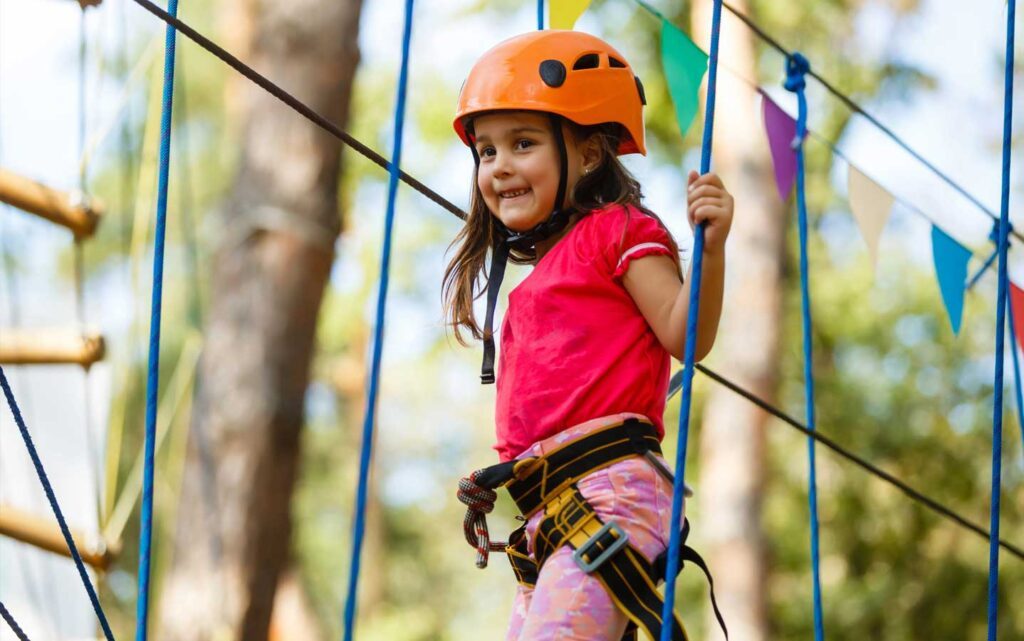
458 418 727 641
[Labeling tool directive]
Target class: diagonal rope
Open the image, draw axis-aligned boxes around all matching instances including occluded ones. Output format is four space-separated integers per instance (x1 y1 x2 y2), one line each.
135 0 179 637
716 0 1020 243
129 0 1024 567
0 601 31 641
660 1 723 637
0 367 116 640
986 1 1015 637
127 0 463 221
341 1 416 639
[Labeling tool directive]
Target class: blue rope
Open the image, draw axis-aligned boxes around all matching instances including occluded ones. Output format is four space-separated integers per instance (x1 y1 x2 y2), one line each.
785 52 826 641
1006 289 1024 460
537 0 544 29
136 1 179 638
988 1 1015 637
1 600 32 641
0 367 116 640
659 1 723 637
341 1 415 638
966 248 998 292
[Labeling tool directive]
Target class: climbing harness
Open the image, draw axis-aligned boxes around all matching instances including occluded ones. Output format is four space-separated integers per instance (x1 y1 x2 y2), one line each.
457 418 727 641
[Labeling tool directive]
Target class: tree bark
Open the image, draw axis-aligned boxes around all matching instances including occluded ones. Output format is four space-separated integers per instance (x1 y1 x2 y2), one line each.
691 2 783 639
156 1 363 639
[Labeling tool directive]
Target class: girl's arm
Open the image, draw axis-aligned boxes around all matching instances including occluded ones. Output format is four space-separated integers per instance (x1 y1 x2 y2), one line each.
623 250 725 361
622 171 733 361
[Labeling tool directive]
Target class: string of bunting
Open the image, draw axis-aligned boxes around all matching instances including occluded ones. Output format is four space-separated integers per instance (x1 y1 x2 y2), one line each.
555 0 1022 349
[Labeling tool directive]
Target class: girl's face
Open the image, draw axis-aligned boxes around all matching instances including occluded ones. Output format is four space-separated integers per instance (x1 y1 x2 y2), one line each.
472 111 589 232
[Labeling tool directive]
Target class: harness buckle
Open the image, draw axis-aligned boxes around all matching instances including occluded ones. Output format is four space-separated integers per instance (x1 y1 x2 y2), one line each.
573 521 630 574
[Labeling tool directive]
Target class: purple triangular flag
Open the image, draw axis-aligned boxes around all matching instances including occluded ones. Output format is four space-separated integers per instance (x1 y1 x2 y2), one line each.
762 94 799 201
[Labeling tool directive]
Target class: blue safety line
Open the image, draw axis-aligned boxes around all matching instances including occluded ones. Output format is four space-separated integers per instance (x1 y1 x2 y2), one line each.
988 1 1015 638
784 51 826 641
659 1 723 637
341 1 415 639
136 1 179 639
0 368 116 640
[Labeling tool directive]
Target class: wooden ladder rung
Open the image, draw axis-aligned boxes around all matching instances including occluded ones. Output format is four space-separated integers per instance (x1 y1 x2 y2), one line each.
0 329 105 367
0 503 117 572
0 168 103 238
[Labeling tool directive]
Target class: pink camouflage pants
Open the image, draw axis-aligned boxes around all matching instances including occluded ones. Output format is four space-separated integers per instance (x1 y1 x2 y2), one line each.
505 413 683 641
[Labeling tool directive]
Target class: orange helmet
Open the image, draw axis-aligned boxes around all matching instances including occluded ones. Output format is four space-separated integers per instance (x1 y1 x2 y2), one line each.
454 30 647 155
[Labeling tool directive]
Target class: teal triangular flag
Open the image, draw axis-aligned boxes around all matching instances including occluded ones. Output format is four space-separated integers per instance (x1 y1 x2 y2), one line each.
932 225 971 334
661 19 709 137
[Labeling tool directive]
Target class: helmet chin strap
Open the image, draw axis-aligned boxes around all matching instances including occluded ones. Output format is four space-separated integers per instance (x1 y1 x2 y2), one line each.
479 114 570 384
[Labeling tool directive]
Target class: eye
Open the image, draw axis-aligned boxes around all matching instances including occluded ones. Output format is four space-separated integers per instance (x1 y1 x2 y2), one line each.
478 145 496 159
515 139 534 150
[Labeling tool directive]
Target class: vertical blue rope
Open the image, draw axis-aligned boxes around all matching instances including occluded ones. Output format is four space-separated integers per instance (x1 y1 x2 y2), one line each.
785 52 825 641
659 1 723 637
988 1 1015 637
0 601 31 641
136 1 179 639
341 1 415 638
537 0 544 29
0 367 116 641
1006 289 1024 459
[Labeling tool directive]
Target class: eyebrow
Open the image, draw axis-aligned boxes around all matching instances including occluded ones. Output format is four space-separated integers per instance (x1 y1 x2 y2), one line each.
474 126 547 143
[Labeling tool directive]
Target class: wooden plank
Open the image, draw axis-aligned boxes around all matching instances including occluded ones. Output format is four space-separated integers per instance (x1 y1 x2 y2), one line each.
0 329 105 367
0 168 103 238
0 503 116 572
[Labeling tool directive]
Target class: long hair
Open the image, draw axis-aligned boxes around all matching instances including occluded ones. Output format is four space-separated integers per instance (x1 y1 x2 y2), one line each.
442 119 681 344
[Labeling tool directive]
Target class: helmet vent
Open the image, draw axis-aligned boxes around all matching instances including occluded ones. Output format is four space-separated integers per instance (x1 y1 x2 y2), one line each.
609 56 627 68
572 53 600 70
539 60 567 87
634 76 647 106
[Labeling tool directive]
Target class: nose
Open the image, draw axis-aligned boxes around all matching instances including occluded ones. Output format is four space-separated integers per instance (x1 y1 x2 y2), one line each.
491 148 513 178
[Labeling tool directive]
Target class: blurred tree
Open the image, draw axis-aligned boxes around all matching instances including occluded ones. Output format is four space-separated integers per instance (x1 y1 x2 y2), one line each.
154 1 364 639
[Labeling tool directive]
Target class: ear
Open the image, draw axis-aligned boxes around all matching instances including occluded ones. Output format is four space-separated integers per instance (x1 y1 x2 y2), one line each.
579 134 605 174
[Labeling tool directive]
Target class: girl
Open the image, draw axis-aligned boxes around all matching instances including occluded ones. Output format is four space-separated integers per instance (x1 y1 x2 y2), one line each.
446 30 733 641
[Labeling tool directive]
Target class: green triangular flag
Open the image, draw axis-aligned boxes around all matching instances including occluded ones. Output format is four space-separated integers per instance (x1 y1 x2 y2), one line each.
661 19 709 137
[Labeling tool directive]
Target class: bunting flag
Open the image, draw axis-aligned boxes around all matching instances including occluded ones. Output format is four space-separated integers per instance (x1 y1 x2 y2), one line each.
661 19 709 137
847 165 894 268
762 94 799 201
549 0 591 29
1011 283 1024 353
931 226 971 334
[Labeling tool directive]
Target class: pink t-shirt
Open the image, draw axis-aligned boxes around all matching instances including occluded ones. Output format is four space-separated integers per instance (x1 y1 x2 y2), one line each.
494 203 678 461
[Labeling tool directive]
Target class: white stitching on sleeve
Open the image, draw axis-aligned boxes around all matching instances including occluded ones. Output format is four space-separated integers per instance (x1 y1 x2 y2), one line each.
616 242 671 270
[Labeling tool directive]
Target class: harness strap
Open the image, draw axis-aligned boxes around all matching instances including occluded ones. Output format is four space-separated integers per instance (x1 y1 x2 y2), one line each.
506 418 661 518
534 486 689 641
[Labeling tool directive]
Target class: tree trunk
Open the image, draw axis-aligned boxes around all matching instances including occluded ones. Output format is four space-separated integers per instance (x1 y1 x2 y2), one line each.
691 2 783 639
156 1 363 639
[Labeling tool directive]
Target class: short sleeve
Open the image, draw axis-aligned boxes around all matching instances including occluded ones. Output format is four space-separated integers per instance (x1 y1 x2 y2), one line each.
607 205 677 280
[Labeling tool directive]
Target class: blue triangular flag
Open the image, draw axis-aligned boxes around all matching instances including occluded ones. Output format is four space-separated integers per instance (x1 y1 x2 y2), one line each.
931 225 971 334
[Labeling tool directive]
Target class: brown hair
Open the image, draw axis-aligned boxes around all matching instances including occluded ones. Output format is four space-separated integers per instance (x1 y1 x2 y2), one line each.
442 119 681 344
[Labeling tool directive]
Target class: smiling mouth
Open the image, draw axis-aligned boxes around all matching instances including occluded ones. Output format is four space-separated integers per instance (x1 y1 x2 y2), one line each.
499 188 531 199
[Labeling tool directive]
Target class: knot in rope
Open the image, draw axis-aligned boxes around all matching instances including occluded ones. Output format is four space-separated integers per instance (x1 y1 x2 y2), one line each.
784 52 810 93
457 470 507 569
989 218 1014 245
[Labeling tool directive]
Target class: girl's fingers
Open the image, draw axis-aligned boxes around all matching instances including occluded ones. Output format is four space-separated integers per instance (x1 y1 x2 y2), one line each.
687 184 730 202
688 172 725 190
687 197 724 217
691 205 731 225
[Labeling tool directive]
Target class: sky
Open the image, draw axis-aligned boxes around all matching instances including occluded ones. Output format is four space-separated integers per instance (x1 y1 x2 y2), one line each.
0 0 1020 638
